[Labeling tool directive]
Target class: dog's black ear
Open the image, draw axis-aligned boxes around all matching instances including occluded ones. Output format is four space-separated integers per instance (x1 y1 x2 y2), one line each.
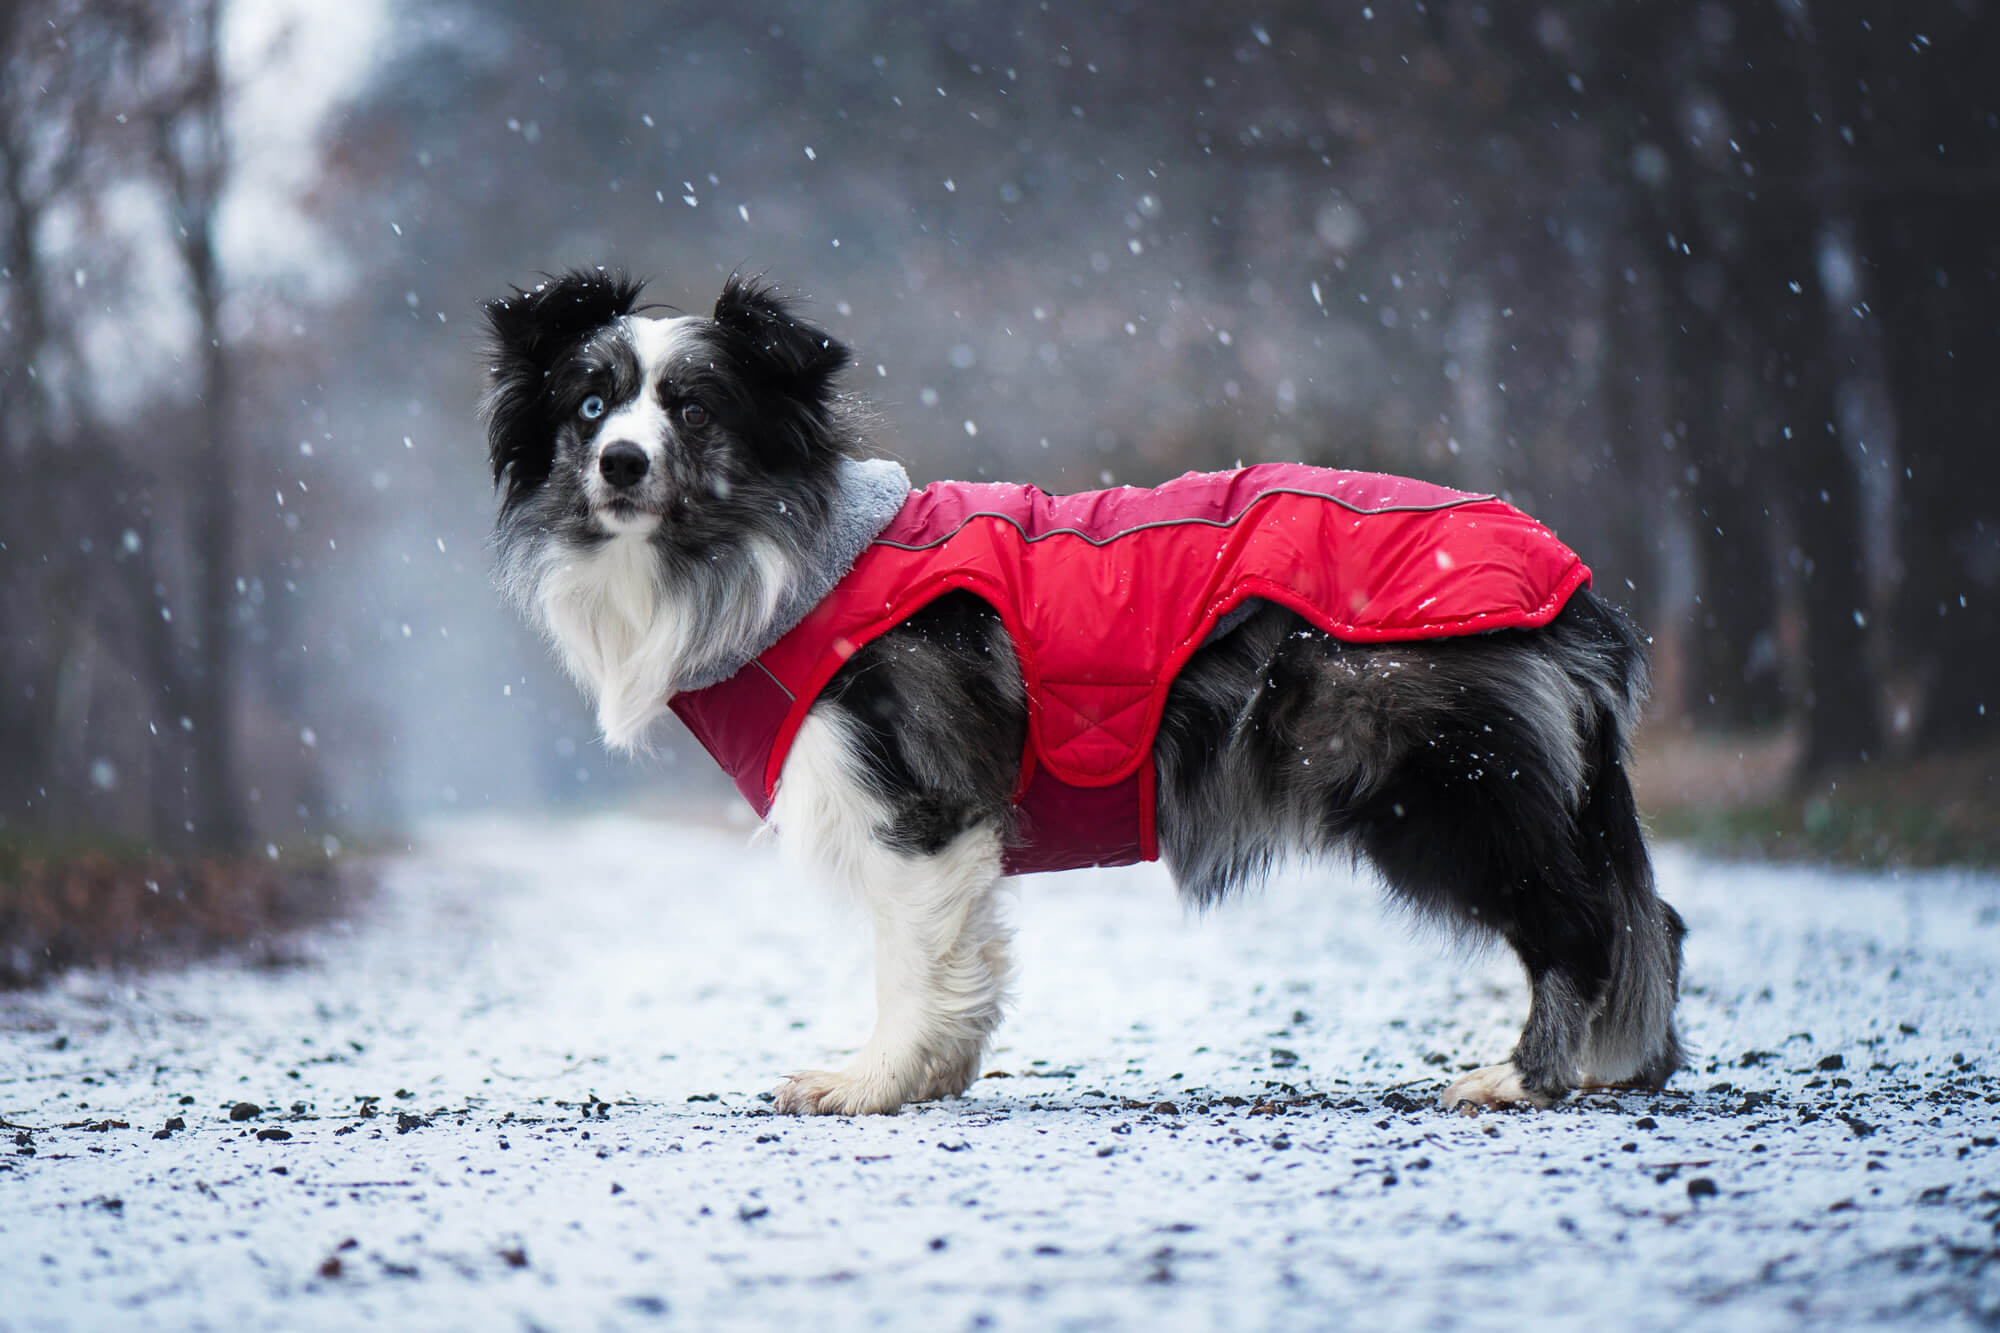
484 268 646 373
480 269 645 495
712 275 849 404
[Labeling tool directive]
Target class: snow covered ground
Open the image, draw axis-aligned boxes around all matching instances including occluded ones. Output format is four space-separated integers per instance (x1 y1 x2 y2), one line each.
2 814 1997 1331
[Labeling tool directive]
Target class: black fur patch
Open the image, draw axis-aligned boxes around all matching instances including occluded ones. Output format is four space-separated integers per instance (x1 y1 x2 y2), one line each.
708 276 853 465
818 593 1025 857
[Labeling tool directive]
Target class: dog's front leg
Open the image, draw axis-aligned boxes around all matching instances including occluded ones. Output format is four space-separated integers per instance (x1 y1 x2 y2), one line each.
771 714 1013 1116
776 828 1010 1115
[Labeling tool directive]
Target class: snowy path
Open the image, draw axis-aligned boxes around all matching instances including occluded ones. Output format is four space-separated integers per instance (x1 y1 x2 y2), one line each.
2 815 1997 1331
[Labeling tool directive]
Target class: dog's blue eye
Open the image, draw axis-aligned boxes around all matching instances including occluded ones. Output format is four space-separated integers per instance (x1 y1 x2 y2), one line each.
579 395 606 421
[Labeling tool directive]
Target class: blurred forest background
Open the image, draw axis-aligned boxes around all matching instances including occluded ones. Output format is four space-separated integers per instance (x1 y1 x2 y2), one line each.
2 0 1995 868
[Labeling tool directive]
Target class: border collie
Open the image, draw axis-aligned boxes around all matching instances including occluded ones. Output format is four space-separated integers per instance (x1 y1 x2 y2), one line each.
480 269 1685 1116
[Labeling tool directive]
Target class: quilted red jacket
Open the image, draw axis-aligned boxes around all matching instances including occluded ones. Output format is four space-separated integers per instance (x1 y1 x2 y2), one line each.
670 464 1589 875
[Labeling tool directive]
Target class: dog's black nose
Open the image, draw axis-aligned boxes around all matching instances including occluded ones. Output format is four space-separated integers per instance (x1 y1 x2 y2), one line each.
598 442 649 489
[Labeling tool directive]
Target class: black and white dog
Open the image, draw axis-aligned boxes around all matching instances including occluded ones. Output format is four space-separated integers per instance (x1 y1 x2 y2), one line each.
481 269 1685 1116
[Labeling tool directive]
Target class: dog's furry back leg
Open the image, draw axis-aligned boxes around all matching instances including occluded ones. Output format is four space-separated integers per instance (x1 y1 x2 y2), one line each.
1437 697 1685 1106
1425 593 1685 1106
1154 593 1684 1108
1571 705 1686 1090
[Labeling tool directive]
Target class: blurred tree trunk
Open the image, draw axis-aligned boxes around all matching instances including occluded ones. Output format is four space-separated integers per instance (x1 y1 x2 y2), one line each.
1871 206 2000 751
1761 286 1876 777
128 507 194 844
148 0 245 849
1593 238 1653 597
0 138 48 822
1753 3 1880 779
0 1 93 828
1851 11 2000 753
1680 310 1785 732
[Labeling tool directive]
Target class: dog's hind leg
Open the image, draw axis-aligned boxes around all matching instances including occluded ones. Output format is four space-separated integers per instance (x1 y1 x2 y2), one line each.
1434 698 1684 1110
1440 941 1597 1110
1307 595 1685 1110
1571 719 1686 1091
769 711 1013 1116
1440 791 1684 1108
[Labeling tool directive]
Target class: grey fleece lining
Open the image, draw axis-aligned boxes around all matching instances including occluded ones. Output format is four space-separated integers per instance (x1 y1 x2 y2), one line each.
677 456 912 692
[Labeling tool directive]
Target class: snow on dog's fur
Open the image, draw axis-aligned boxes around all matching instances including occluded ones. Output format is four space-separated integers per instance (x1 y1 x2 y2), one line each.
480 270 1686 1115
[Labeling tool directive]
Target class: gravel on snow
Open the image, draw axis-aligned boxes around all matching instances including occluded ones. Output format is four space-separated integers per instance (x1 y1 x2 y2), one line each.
2 814 1997 1331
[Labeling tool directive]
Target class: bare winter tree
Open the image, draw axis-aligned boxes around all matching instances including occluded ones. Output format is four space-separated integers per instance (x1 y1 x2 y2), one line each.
138 0 245 847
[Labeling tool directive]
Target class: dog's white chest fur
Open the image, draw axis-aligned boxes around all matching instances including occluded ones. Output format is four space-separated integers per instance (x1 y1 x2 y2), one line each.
533 533 789 752
535 535 687 750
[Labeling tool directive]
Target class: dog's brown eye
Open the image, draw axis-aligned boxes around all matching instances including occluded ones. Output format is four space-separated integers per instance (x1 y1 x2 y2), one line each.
680 401 709 428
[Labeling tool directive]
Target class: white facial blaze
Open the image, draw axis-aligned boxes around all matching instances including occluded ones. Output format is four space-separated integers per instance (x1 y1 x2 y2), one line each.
586 314 702 532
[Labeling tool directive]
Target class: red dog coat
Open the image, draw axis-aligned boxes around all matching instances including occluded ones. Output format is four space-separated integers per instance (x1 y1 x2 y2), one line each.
670 464 1590 874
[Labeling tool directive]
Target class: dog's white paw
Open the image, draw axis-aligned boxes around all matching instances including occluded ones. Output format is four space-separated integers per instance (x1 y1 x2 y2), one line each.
774 1041 984 1115
772 1069 906 1116
1438 1061 1555 1112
